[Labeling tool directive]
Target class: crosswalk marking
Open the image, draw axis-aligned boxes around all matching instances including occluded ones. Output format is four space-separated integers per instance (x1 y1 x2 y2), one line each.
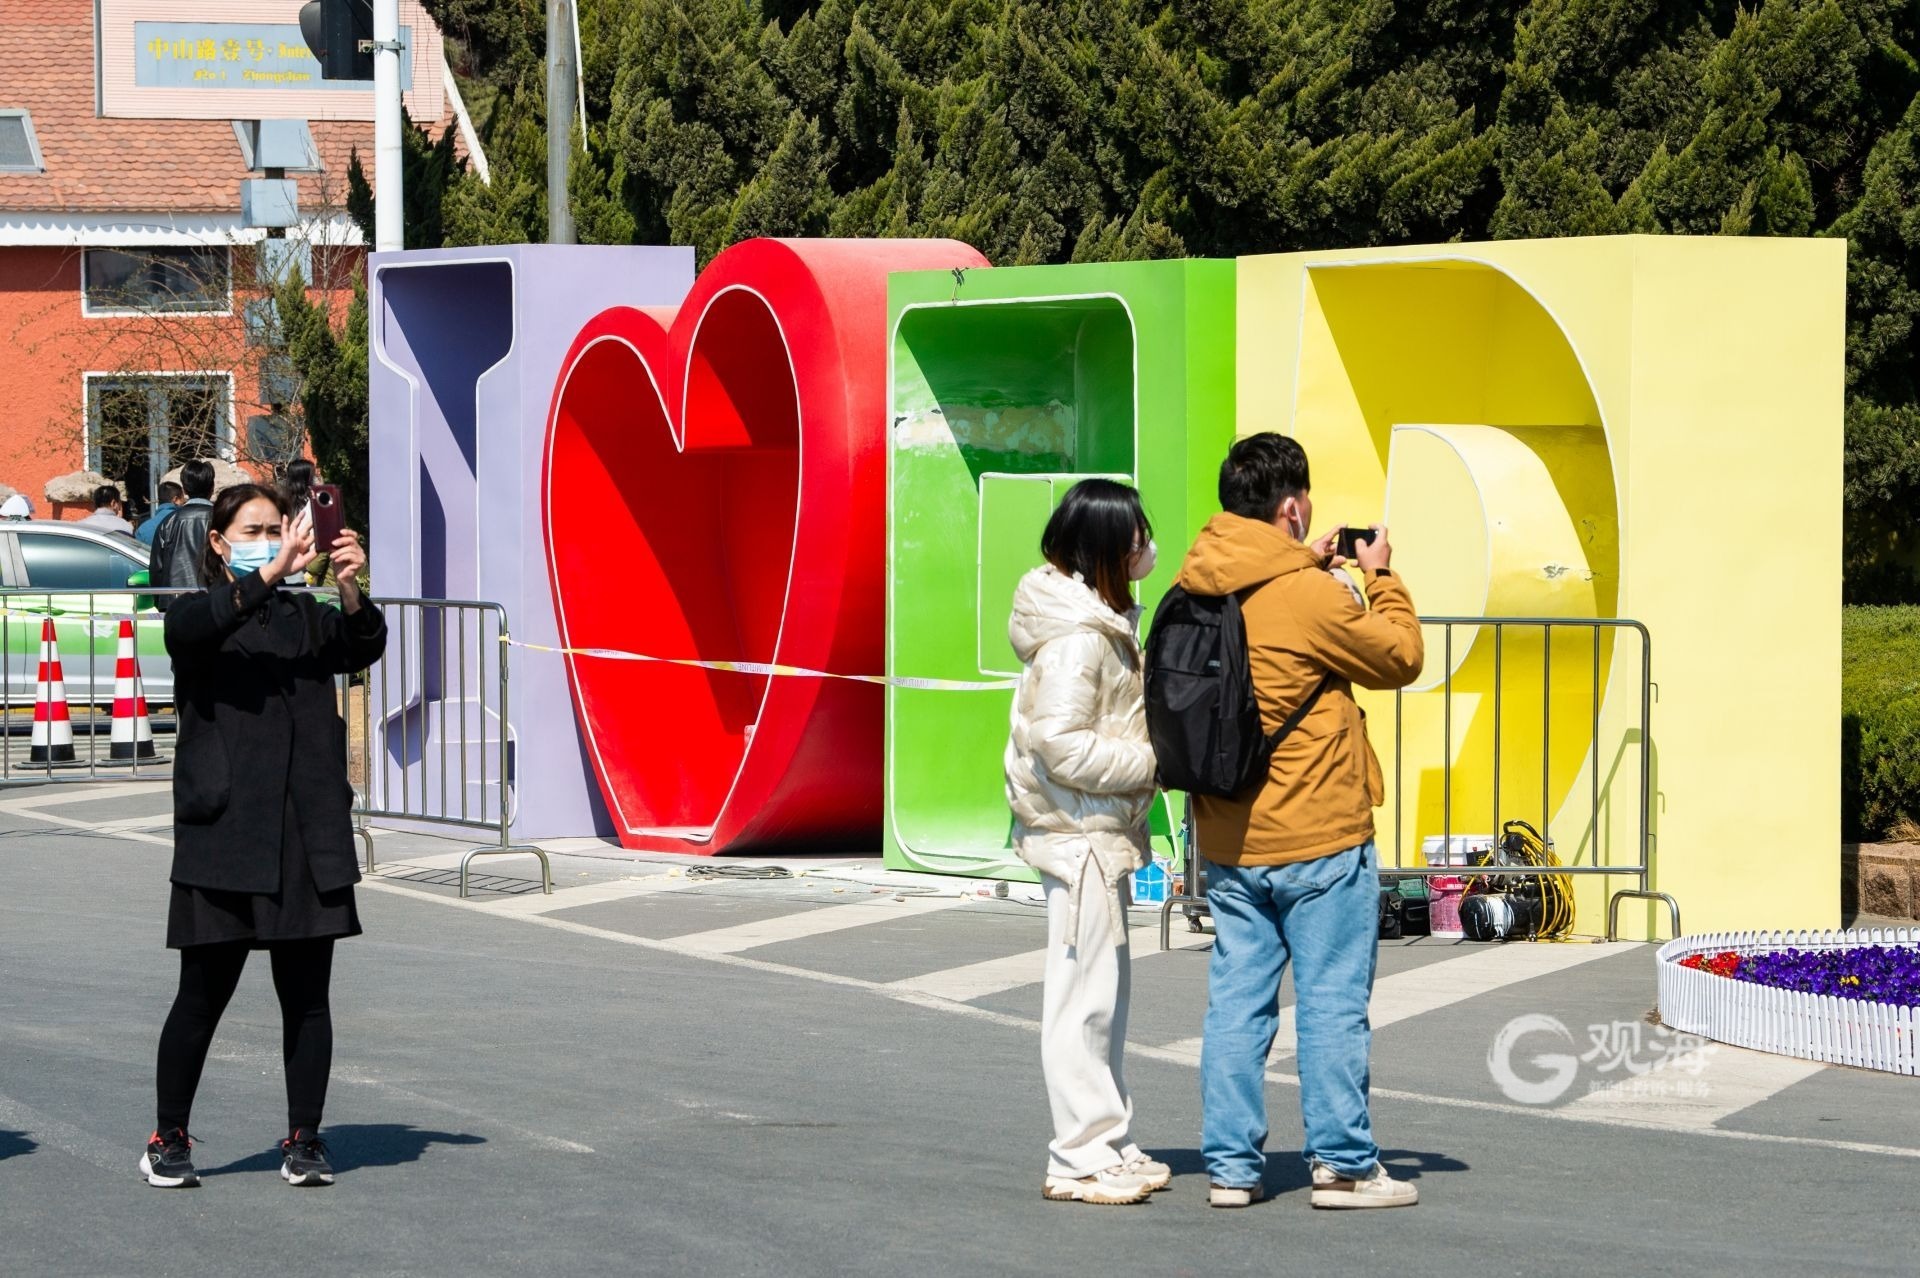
672 893 964 954
888 920 1211 1002
485 875 690 916
1155 940 1623 1063
1559 1042 1827 1127
0 780 169 814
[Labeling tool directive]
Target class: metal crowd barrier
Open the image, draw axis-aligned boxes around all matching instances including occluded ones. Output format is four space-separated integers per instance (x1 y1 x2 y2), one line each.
1159 616 1674 948
0 586 193 786
343 597 551 897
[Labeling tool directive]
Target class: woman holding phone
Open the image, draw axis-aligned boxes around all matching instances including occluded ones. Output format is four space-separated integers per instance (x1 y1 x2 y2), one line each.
140 483 384 1189
1003 478 1168 1205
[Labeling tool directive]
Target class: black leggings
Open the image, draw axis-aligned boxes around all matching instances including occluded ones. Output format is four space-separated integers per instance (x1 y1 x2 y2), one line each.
155 939 336 1135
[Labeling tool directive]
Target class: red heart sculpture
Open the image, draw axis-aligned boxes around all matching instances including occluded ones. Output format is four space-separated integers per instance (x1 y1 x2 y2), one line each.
543 238 989 853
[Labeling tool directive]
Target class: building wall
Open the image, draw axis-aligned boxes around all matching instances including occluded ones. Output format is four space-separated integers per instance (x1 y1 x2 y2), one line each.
0 243 278 518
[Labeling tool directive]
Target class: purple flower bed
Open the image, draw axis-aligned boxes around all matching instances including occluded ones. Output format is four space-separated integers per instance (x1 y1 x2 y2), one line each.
1688 945 1920 1008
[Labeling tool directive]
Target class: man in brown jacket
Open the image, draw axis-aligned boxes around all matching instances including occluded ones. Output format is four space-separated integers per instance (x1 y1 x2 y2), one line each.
1174 433 1424 1210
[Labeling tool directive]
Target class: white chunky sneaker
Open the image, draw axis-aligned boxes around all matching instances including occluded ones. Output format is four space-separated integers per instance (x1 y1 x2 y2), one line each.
1043 1166 1153 1205
1309 1161 1418 1209
1208 1180 1268 1208
1120 1151 1172 1192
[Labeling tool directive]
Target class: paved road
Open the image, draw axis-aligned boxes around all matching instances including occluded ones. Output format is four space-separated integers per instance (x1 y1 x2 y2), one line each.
2 782 1915 1276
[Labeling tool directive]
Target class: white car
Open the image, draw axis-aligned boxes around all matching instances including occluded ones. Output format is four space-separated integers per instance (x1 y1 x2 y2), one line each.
0 520 174 709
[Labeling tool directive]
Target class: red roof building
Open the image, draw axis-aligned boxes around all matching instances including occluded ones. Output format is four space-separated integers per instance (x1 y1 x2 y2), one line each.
0 0 463 521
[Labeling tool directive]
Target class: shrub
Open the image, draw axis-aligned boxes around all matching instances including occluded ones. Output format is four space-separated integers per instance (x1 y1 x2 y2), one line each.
1842 607 1920 841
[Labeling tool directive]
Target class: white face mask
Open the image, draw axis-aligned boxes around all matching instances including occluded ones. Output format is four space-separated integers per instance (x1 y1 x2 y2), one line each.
1128 539 1157 581
1286 501 1309 543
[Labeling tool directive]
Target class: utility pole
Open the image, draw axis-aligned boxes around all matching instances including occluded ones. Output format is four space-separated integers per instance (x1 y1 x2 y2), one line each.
546 0 576 244
373 0 403 252
299 0 403 251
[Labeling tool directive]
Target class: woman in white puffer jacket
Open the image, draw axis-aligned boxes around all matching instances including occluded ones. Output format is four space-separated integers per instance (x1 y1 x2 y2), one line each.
1003 478 1168 1206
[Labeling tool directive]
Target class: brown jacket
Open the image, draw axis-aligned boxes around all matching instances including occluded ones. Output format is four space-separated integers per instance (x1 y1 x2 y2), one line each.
1174 513 1423 866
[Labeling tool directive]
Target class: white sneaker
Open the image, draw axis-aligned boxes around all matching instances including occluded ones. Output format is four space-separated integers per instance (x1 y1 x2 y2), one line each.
1043 1166 1153 1205
1208 1180 1268 1208
1309 1161 1418 1209
1120 1151 1172 1192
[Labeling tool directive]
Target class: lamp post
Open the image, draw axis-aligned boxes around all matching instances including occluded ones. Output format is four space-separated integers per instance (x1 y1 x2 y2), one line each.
547 0 576 244
372 0 402 252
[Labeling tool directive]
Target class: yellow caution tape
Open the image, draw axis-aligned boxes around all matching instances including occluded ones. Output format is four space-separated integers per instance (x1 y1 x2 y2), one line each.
501 636 1017 691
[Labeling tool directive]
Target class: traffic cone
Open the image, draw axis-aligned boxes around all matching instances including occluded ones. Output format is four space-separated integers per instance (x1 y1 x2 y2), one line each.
30 618 75 764
109 618 154 761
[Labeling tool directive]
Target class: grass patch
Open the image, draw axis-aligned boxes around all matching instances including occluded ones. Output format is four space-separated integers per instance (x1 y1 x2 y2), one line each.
1843 606 1920 841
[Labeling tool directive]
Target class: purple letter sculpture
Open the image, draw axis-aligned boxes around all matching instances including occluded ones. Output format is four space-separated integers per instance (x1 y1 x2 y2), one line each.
368 245 696 839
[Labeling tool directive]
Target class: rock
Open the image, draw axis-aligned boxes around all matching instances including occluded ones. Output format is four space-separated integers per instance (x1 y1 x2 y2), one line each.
159 457 252 494
1850 842 1920 921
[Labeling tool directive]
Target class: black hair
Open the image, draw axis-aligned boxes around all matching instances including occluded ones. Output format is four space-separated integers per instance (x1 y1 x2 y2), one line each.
92 484 120 510
279 458 319 513
1041 478 1152 615
200 482 288 587
157 481 183 504
180 459 216 500
1219 432 1311 522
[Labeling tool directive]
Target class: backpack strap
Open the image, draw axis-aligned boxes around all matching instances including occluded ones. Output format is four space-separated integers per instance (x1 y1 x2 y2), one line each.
1263 673 1334 753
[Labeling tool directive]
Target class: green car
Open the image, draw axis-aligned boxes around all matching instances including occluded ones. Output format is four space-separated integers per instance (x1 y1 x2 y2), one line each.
0 521 172 711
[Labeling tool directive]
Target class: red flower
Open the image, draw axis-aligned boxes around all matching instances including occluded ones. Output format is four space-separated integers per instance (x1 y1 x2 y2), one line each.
1681 951 1744 978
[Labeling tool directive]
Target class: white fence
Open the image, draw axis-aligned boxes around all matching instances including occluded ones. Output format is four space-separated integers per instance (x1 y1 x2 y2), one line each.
1656 928 1919 1076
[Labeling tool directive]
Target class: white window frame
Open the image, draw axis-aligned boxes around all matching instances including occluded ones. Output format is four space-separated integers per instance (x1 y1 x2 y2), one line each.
0 108 44 173
80 244 235 318
82 372 239 498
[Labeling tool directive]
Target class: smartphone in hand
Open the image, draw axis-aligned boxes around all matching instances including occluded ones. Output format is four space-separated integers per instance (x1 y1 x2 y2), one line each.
309 483 345 553
1335 525 1378 561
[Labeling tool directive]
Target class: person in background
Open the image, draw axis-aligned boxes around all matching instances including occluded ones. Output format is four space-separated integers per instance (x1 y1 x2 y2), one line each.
279 458 319 526
276 459 330 587
78 485 134 536
140 482 384 1191
1173 433 1423 1211
137 482 186 545
1003 478 1170 1207
150 460 217 608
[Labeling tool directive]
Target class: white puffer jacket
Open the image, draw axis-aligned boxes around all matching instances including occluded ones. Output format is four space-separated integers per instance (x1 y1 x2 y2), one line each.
1003 565 1157 931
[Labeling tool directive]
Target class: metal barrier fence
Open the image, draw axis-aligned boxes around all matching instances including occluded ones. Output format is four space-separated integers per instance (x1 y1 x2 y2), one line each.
1160 616 1676 947
0 585 549 899
0 586 189 785
344 597 551 897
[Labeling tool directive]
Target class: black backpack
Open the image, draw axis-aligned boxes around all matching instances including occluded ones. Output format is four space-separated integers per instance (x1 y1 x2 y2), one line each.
1144 586 1330 798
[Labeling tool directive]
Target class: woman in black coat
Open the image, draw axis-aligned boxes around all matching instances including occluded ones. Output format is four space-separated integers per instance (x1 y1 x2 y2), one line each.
141 482 385 1190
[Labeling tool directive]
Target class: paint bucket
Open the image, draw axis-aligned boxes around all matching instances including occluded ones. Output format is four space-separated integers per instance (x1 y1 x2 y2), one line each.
1428 876 1467 938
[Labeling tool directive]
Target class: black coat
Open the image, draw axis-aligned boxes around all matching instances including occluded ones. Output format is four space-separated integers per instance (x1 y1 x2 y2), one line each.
150 500 212 607
165 571 386 894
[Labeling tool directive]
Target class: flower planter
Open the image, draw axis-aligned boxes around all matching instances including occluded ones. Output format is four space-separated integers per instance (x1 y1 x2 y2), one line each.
1656 928 1920 1076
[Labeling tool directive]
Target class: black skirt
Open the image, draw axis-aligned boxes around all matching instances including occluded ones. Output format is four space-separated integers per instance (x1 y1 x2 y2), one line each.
167 794 361 950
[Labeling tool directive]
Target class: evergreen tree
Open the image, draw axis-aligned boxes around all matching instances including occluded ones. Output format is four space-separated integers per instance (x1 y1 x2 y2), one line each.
415 0 1920 598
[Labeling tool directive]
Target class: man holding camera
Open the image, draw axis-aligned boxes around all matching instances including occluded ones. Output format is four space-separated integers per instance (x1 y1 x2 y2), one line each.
1172 433 1424 1210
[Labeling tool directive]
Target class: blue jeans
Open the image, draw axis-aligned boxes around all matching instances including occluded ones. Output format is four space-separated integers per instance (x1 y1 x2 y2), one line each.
1201 843 1379 1187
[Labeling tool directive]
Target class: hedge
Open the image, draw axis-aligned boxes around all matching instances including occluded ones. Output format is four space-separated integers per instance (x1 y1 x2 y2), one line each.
1843 607 1920 842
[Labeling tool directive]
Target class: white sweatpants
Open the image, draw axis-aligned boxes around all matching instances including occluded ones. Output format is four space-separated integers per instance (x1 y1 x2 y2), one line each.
1040 870 1142 1178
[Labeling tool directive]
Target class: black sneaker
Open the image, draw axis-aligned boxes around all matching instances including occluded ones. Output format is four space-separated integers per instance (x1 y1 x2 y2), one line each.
139 1128 199 1188
279 1129 335 1187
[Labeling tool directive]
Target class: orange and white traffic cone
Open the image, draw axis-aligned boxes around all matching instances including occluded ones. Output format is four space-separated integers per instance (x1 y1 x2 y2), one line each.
109 618 154 761
30 618 75 764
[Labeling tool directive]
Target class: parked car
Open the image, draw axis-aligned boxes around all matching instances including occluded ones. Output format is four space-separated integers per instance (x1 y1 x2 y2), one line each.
0 520 173 709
